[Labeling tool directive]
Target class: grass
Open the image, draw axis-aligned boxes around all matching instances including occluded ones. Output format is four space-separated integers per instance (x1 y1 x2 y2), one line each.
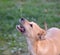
0 0 60 55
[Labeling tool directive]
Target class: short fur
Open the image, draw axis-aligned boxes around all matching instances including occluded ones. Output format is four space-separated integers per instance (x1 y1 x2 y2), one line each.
16 19 60 55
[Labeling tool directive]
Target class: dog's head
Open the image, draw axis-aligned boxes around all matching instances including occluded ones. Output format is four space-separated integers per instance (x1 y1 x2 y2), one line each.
16 18 46 40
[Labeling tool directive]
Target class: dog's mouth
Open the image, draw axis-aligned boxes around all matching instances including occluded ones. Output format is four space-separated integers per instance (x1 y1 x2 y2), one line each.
16 24 25 33
16 18 26 33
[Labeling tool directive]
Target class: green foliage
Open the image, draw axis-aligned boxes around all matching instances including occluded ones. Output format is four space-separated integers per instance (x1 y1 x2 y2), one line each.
0 0 60 55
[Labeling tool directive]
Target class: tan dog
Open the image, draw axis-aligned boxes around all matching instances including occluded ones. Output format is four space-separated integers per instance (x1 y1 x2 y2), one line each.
16 18 60 55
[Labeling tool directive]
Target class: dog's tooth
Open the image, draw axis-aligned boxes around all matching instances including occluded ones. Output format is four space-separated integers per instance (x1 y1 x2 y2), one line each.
16 25 20 29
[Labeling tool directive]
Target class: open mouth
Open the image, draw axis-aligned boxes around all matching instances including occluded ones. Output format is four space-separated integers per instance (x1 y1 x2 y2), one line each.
16 18 26 33
16 24 25 33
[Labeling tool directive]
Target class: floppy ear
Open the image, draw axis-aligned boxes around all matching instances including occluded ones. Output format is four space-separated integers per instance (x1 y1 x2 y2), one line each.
37 30 46 40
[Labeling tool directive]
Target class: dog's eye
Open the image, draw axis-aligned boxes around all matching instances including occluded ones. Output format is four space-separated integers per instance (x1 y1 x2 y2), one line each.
30 24 33 27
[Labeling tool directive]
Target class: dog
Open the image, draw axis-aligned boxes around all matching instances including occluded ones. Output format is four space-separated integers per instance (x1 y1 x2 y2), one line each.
16 18 60 55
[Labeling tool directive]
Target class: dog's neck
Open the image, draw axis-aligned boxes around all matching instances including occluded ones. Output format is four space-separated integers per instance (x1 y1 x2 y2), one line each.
26 29 46 55
26 37 37 55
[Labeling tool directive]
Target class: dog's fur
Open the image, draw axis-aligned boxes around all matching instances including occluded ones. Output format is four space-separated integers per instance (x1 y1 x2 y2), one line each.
16 19 60 55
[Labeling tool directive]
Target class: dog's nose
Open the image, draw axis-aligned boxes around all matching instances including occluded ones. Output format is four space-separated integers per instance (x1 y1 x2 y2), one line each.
21 18 25 21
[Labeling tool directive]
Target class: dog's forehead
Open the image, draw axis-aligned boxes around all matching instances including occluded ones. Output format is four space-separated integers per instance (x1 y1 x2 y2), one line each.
30 22 38 26
30 22 40 29
30 22 36 24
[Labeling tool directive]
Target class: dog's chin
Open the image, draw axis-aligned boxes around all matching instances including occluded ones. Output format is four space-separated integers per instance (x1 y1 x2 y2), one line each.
16 25 25 33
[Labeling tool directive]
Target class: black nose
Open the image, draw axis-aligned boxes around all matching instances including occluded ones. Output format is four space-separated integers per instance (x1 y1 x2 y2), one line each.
21 18 25 21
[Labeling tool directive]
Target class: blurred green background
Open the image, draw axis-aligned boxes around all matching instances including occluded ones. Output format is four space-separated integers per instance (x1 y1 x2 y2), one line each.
0 0 60 55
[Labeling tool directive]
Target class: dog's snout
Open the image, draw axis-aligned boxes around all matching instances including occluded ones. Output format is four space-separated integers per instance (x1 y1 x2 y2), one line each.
19 18 25 23
21 18 25 21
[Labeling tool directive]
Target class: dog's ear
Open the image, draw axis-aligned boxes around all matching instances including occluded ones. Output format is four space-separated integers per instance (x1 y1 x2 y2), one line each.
37 30 46 40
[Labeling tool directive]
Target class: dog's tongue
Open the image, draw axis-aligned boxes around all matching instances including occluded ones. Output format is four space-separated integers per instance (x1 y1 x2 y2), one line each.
20 26 25 32
17 25 25 33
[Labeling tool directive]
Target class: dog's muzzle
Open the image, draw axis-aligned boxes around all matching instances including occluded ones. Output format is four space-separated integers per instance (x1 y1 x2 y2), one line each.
16 18 26 33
